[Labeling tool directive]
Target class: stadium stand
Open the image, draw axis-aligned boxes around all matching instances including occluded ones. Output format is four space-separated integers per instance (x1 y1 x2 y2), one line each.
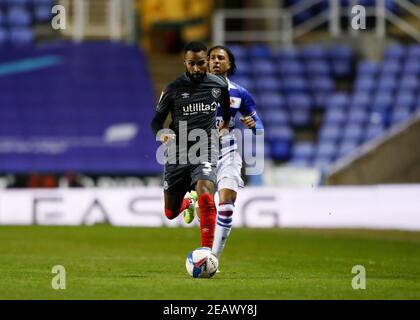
230 42 420 173
0 41 160 175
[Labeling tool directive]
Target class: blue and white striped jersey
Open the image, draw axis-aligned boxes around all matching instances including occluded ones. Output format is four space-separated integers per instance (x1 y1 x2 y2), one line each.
216 78 264 158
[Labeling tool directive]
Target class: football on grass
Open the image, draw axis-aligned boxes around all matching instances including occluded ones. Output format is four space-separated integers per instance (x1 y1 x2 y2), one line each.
186 247 219 278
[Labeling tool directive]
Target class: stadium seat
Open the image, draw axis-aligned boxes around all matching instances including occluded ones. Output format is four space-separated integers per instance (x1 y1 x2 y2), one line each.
281 76 308 93
347 109 368 125
380 59 401 75
316 141 336 159
291 141 316 161
301 45 326 60
395 91 415 109
325 92 349 110
342 124 364 142
286 93 312 109
0 27 7 44
319 124 342 142
7 6 32 26
9 27 33 45
305 60 331 75
357 61 379 76
337 140 358 157
255 77 281 93
377 76 397 92
260 110 288 126
248 45 272 60
324 109 346 124
277 60 304 75
350 92 371 110
309 76 334 92
290 108 311 127
252 59 275 76
384 44 406 60
34 5 52 22
258 93 285 109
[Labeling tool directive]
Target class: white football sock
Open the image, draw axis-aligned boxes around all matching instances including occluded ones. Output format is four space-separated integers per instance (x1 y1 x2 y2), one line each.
212 202 234 257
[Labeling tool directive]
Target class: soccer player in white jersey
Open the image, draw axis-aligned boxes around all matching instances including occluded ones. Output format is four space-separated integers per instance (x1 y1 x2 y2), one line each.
183 45 264 259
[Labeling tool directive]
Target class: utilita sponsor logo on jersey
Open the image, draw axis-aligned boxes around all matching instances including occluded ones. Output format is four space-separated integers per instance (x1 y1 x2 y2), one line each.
182 101 219 115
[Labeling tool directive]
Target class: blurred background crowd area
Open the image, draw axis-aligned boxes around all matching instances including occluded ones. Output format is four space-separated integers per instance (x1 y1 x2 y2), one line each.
0 0 420 188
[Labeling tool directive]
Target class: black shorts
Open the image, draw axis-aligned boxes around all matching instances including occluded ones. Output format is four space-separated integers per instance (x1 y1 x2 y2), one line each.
164 162 217 194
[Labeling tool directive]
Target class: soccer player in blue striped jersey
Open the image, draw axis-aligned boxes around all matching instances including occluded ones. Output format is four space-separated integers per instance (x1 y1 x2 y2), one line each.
183 45 264 259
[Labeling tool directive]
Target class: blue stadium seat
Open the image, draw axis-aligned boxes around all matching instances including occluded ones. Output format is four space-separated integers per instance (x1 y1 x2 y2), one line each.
286 93 312 109
368 110 390 127
350 92 371 109
380 59 401 75
312 156 333 170
337 140 358 158
325 92 349 110
234 59 252 76
342 124 364 142
331 60 352 77
7 6 32 26
309 76 334 92
274 47 300 60
248 45 272 60
301 45 326 60
291 141 315 161
230 76 254 92
377 76 397 92
407 44 420 58
305 60 331 75
316 141 336 159
390 107 412 125
384 44 406 60
277 60 304 75
0 9 5 26
290 108 311 127
347 109 368 125
258 92 285 109
364 124 385 141
354 76 376 92
357 61 379 76
402 58 420 75
324 109 346 124
281 76 308 93
34 5 52 22
252 59 275 76
5 0 31 5
319 124 341 143
255 77 281 93
228 45 247 60
0 27 7 44
372 92 393 110
394 91 415 109
9 26 33 45
260 110 288 126
328 45 353 61
399 75 418 91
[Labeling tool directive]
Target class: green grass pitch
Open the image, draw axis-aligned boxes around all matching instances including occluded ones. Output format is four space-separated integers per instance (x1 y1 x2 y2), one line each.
0 226 419 299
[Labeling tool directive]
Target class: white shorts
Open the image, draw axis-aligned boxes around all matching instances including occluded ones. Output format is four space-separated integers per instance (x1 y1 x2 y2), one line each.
216 150 244 192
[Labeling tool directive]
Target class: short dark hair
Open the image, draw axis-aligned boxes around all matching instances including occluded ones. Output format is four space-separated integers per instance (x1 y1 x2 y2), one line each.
184 41 208 54
207 45 237 76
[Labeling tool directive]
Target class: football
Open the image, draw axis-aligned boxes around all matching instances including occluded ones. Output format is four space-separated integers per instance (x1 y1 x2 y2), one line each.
186 247 219 278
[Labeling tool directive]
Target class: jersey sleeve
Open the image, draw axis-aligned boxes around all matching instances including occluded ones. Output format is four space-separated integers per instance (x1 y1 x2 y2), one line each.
239 87 264 131
151 88 173 136
220 82 231 123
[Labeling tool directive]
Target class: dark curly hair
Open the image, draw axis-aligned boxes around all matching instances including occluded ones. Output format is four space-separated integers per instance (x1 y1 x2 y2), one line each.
207 45 237 76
